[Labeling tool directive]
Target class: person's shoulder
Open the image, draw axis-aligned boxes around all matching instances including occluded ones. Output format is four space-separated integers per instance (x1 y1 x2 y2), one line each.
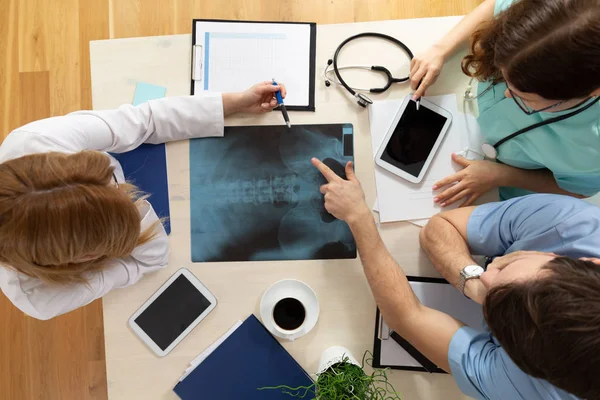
448 327 571 400
0 126 70 163
0 266 56 320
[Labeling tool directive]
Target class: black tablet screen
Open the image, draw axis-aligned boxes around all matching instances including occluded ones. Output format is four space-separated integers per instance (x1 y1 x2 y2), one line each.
134 275 212 350
380 101 448 178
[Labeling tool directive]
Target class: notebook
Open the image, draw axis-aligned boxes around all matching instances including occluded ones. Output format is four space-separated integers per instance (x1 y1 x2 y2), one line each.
372 276 484 372
110 82 171 234
174 315 314 400
191 19 316 111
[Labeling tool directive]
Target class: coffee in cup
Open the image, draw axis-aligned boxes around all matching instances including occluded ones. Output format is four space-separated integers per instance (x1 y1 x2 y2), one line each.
272 297 306 332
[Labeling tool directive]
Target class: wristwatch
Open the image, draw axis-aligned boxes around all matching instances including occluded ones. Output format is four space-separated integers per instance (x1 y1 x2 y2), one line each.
458 265 485 296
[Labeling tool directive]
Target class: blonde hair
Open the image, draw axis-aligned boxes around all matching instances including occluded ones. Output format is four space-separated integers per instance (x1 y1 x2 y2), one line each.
0 151 158 284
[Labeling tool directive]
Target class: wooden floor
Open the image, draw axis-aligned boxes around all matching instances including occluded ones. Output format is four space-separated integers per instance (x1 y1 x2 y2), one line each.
0 1 482 399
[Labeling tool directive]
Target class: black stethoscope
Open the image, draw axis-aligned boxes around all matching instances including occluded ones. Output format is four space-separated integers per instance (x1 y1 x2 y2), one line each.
324 32 414 107
479 95 600 159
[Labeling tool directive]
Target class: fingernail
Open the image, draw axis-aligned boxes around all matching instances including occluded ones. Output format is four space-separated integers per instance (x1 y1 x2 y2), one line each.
440 202 446 207
432 185 438 190
433 197 439 203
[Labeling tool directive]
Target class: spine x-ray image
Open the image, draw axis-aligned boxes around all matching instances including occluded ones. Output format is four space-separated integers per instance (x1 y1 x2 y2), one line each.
189 124 357 262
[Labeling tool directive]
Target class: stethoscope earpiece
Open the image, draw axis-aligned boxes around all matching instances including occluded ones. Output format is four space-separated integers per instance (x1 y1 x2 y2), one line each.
324 59 334 87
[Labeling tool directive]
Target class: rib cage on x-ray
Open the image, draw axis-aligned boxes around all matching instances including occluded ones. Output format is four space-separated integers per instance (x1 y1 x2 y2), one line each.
189 124 357 262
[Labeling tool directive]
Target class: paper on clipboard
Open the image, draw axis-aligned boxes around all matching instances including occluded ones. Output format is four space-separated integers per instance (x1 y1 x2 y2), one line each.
369 95 496 223
375 279 484 371
192 20 314 109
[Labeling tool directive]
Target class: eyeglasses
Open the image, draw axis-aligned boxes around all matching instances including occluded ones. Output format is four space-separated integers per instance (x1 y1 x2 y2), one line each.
507 87 567 115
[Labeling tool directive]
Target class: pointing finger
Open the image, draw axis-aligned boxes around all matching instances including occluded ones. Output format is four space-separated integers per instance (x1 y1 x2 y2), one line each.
311 158 341 183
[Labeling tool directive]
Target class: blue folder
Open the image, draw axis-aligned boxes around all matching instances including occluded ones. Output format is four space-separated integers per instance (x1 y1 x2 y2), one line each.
173 315 314 400
111 82 171 234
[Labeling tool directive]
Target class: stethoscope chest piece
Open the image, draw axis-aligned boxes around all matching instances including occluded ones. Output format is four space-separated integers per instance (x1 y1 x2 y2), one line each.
481 143 497 159
356 93 373 107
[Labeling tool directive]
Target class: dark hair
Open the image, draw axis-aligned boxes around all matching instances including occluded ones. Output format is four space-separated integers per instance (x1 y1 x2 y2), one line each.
462 0 600 100
484 257 600 399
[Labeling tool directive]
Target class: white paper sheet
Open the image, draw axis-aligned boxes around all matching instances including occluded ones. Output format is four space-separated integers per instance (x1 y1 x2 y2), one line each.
193 21 312 107
378 280 483 369
369 95 494 223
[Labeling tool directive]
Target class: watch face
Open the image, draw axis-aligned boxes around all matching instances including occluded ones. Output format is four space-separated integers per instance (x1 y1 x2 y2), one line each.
464 265 484 275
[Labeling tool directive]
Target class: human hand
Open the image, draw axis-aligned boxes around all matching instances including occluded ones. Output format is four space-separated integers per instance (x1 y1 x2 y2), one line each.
311 158 370 225
409 44 446 100
236 81 287 113
487 251 557 272
433 153 504 207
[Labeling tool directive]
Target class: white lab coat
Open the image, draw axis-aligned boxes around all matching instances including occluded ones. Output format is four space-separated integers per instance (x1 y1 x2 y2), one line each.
0 93 224 320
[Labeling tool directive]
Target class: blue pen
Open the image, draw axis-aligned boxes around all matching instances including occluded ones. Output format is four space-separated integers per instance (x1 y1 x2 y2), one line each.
272 79 291 128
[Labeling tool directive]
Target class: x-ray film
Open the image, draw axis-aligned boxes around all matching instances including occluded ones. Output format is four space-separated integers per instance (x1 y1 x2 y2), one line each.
189 124 357 262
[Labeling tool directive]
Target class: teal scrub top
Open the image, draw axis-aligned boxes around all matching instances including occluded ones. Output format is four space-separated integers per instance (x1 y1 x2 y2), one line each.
475 0 600 200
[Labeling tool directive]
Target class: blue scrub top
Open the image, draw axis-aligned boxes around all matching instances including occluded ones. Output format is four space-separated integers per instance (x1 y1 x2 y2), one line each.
449 193 600 400
475 0 600 200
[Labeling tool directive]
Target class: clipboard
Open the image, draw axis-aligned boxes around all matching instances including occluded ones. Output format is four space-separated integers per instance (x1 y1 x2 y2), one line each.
190 19 316 111
372 276 484 373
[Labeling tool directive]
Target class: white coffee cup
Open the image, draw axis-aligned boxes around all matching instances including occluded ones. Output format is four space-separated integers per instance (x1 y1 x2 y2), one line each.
271 296 307 341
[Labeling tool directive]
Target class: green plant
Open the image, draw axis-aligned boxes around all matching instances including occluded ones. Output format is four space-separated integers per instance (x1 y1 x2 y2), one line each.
258 351 401 400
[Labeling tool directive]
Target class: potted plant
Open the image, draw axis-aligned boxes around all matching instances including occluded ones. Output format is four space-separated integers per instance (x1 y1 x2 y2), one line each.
259 346 401 399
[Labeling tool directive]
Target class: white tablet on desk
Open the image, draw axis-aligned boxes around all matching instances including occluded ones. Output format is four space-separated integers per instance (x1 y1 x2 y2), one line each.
129 268 217 357
375 96 453 183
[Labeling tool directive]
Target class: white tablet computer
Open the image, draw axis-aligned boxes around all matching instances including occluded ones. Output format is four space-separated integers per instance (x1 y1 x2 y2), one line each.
375 96 453 183
129 268 217 357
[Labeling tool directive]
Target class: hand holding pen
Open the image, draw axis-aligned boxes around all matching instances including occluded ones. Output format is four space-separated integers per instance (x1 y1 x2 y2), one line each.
234 81 288 114
409 45 446 109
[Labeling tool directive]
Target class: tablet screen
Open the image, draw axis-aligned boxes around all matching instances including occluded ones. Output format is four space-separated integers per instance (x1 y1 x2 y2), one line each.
134 275 212 350
380 101 448 178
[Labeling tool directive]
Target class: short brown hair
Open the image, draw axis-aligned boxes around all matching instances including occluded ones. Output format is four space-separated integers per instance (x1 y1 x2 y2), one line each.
0 151 158 284
462 0 600 100
484 257 600 399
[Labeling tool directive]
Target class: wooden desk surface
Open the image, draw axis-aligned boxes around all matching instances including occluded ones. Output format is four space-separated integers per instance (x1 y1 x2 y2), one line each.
90 16 475 400
0 1 483 399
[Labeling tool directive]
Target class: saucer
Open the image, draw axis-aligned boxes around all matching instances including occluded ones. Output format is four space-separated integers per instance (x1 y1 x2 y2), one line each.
260 279 320 341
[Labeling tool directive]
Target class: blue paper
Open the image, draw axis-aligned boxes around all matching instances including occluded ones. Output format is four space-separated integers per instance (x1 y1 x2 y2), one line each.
173 315 314 400
111 82 171 234
132 82 167 105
